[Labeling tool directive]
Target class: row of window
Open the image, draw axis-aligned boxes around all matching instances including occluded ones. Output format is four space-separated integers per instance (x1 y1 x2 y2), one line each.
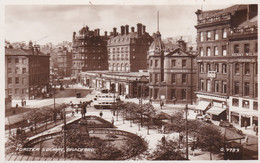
7 67 27 74
150 59 187 68
79 41 102 46
73 55 103 60
7 57 27 64
108 47 129 53
108 54 129 60
199 62 256 75
233 82 257 97
199 45 227 57
150 74 187 84
199 28 227 42
150 88 187 100
232 98 258 110
200 79 227 93
199 63 227 74
233 43 257 54
79 48 103 53
199 43 257 57
8 88 27 95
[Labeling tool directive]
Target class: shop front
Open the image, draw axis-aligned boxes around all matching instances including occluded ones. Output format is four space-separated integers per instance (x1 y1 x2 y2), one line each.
230 111 239 125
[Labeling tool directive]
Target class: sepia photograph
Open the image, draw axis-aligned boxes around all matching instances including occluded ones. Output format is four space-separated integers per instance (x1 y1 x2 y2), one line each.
2 0 259 161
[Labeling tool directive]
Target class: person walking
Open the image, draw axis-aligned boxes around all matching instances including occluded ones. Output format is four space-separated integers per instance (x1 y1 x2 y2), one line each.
244 121 248 130
111 117 114 126
99 111 103 118
256 126 258 136
243 135 249 145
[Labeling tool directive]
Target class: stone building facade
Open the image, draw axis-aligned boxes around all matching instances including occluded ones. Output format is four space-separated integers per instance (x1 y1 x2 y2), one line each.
72 26 109 76
107 23 153 72
195 5 258 126
57 46 72 77
5 42 50 100
148 31 197 104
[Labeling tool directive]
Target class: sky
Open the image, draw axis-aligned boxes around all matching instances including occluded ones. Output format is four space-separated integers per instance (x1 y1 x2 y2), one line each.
5 4 233 45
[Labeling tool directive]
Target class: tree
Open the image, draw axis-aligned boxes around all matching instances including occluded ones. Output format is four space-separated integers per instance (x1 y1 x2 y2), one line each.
149 137 186 160
167 111 186 134
195 123 222 160
5 130 28 155
121 137 147 160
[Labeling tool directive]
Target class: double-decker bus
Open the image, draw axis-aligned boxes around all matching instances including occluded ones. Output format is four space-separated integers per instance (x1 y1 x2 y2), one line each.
93 93 119 109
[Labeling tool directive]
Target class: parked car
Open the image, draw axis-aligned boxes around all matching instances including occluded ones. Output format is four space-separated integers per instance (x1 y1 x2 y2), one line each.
219 121 243 135
219 121 233 128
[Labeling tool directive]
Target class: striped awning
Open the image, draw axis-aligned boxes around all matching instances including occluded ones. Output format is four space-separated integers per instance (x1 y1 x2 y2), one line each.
195 101 210 111
207 106 226 115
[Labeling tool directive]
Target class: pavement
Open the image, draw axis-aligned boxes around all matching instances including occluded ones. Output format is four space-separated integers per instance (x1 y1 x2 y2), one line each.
6 84 258 160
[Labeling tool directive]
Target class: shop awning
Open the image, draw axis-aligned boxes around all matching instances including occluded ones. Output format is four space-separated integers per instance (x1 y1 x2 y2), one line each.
195 101 210 111
207 106 226 115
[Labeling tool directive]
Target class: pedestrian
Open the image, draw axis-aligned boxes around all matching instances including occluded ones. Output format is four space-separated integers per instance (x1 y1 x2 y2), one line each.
161 124 165 134
252 123 256 132
179 133 184 143
24 100 26 106
256 126 258 136
244 121 248 130
53 111 57 123
21 99 24 107
243 135 249 145
99 111 103 118
191 141 196 156
81 102 86 118
111 117 114 126
71 110 75 117
161 135 166 146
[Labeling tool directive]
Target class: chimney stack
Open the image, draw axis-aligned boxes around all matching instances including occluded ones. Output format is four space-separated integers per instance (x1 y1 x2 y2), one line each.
177 37 187 52
113 27 117 37
97 29 100 36
137 23 142 37
125 25 129 35
120 25 125 35
131 26 135 32
142 25 146 34
104 31 107 37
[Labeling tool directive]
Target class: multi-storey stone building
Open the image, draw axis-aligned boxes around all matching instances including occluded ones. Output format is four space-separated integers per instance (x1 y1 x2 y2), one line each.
57 46 72 77
195 5 258 126
72 26 108 77
5 42 50 100
148 31 197 104
107 23 153 72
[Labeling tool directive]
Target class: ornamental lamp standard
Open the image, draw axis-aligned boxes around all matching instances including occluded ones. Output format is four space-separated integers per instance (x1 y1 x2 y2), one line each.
185 104 189 160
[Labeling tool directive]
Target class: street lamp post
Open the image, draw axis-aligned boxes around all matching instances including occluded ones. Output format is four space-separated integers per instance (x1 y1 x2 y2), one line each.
185 104 189 160
63 107 66 159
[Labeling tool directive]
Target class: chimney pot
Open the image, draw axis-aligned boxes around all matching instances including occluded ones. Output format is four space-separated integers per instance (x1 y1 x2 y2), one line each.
113 27 117 37
120 25 125 35
131 27 135 32
142 25 146 34
125 25 129 35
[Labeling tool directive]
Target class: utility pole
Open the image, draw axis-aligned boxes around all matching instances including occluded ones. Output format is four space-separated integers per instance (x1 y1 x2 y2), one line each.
63 108 66 159
185 104 189 160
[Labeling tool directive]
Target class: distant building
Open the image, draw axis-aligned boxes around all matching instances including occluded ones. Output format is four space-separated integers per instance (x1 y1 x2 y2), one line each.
148 31 197 104
77 71 149 98
195 5 258 126
57 46 72 77
72 26 109 77
5 41 50 100
107 23 153 72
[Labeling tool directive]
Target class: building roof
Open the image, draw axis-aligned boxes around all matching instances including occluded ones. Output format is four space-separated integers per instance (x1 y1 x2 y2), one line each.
207 5 248 18
5 48 48 56
148 31 165 54
238 15 258 28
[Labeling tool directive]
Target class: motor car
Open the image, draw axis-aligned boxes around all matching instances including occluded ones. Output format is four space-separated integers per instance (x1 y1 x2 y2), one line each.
219 121 233 128
219 121 243 135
